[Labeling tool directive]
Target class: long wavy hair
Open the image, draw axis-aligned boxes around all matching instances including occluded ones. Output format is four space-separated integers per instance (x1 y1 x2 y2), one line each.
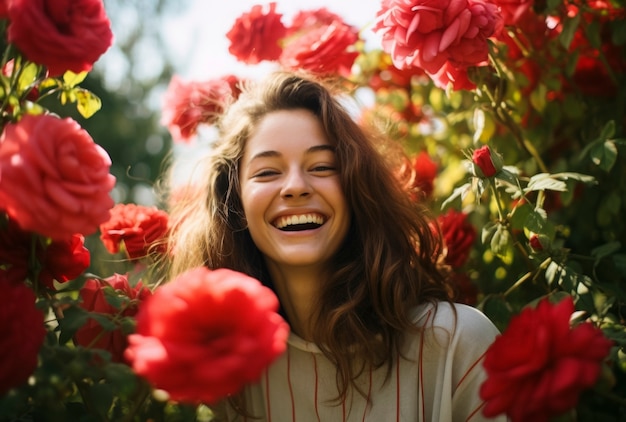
163 70 453 399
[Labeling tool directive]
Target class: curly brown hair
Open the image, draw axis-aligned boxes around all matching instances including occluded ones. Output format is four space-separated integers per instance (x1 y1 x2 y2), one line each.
162 70 453 400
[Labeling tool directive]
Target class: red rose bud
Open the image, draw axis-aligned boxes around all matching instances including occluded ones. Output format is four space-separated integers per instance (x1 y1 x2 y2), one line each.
529 233 548 252
471 145 502 178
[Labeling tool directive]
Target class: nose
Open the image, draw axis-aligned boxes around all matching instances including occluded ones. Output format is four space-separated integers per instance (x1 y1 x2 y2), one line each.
281 167 310 198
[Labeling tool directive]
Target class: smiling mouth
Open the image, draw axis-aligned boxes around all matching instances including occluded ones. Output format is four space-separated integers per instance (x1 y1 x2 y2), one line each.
273 213 325 231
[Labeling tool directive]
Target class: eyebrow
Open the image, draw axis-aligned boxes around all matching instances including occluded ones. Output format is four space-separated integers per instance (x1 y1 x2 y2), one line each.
248 144 335 162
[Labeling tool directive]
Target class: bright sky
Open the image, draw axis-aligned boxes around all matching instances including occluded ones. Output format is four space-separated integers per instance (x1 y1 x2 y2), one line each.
163 0 384 80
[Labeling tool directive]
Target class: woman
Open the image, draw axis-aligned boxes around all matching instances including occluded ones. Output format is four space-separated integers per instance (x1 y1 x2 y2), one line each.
165 71 505 421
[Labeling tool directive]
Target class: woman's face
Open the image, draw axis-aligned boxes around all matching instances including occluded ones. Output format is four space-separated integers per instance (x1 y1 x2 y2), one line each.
239 108 351 273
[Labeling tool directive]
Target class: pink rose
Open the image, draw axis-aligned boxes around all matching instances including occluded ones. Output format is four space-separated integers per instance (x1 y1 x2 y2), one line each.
373 0 502 75
226 2 286 65
99 203 169 260
280 21 360 77
0 114 116 241
0 273 46 395
481 297 613 421
161 75 238 143
7 0 113 76
125 267 289 404
437 209 476 268
75 273 152 363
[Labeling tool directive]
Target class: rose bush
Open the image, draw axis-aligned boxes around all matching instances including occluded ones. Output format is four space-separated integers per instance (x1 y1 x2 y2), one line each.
167 1 624 420
0 1 290 421
1 0 625 421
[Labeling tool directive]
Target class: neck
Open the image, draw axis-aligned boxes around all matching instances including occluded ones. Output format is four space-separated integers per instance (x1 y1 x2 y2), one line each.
266 263 325 341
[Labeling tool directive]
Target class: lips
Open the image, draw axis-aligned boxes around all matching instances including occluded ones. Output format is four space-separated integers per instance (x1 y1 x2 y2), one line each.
273 213 326 231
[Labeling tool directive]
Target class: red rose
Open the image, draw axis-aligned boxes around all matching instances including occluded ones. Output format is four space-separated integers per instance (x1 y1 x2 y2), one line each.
7 0 113 76
0 218 89 288
373 0 502 76
287 7 344 36
430 61 477 91
0 0 8 18
481 297 613 421
226 2 286 65
438 209 476 268
75 273 152 363
0 114 116 241
125 267 289 404
99 203 169 260
412 151 438 198
471 145 501 177
161 75 236 143
280 21 360 77
39 234 90 288
0 273 46 395
493 0 533 25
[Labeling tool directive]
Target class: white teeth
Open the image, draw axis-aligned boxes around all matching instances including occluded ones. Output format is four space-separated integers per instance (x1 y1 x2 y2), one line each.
275 213 325 229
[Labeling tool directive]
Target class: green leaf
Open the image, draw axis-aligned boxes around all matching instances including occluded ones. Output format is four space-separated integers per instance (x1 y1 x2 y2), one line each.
57 305 90 344
75 88 102 118
17 62 39 93
441 183 471 210
62 70 88 87
88 383 114 418
481 221 498 244
590 140 618 172
509 202 532 230
592 241 622 261
490 224 513 260
523 209 555 239
476 294 513 332
525 173 567 193
560 14 581 49
90 313 117 332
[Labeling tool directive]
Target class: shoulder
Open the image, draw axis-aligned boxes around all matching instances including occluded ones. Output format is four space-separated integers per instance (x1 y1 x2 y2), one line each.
411 301 500 347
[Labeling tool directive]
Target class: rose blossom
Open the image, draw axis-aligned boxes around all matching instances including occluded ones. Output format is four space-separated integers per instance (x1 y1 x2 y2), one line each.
0 218 90 289
412 150 438 198
471 145 502 177
280 20 360 77
0 273 46 395
99 203 169 260
0 114 116 241
493 0 533 25
437 209 476 268
75 273 152 363
287 7 345 36
0 0 8 18
161 75 238 144
430 60 477 90
125 267 289 404
480 297 613 421
7 0 113 76
39 234 90 288
373 0 502 76
226 2 287 65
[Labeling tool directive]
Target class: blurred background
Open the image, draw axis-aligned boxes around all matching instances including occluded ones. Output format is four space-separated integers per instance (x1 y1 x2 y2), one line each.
78 0 383 206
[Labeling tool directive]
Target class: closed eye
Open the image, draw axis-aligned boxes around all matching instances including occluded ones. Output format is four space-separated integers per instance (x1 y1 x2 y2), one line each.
311 165 337 173
252 169 280 178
